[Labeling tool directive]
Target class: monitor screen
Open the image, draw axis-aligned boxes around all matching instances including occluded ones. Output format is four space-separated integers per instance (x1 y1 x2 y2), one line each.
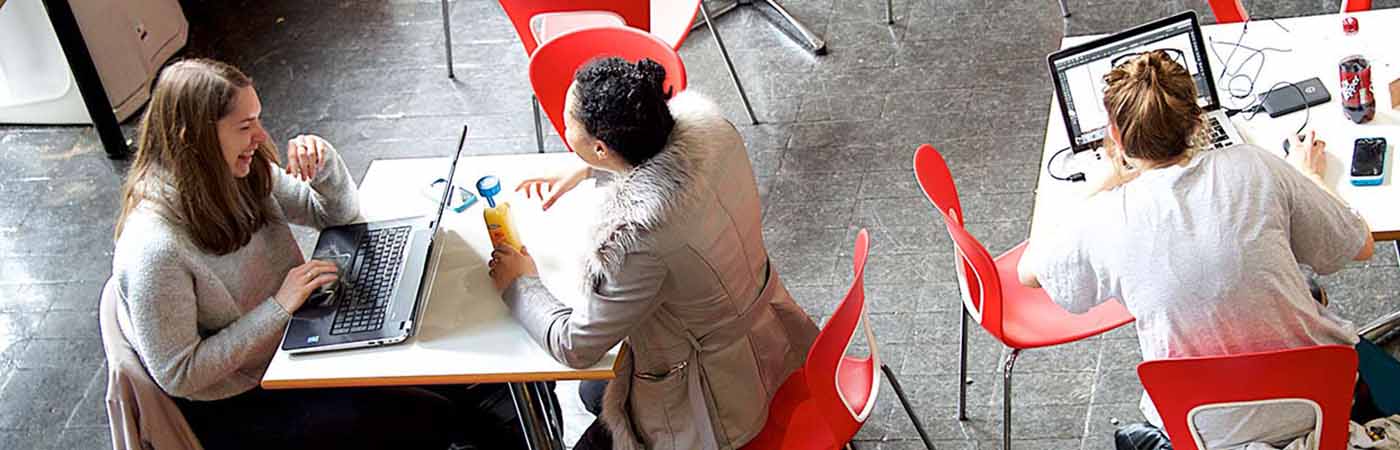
1051 16 1214 149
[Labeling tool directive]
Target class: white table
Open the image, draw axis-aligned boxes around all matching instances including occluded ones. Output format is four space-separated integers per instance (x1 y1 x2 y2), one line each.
262 153 619 450
1033 8 1400 249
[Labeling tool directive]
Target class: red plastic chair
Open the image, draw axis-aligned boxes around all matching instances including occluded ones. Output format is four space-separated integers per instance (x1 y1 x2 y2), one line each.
527 27 687 152
912 144 1135 450
498 0 756 154
744 230 935 450
1207 0 1371 23
1138 345 1358 450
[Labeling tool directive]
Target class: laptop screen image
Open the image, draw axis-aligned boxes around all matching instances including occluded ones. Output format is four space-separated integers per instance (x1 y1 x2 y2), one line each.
1049 12 1218 151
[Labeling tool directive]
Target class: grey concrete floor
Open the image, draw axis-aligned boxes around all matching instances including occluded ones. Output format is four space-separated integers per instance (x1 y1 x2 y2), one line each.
2 0 1398 449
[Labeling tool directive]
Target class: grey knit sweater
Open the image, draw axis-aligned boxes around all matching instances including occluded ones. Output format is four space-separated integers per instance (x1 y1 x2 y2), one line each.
111 146 358 401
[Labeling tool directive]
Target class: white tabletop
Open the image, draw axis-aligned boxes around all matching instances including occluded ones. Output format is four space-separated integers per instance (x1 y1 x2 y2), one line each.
1033 8 1400 244
263 153 619 389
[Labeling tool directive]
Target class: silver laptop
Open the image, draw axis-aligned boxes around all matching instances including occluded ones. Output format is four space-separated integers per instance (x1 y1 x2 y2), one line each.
1048 11 1244 154
280 126 467 354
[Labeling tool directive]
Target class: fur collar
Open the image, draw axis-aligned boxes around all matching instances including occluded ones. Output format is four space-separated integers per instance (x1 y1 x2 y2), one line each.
582 90 730 288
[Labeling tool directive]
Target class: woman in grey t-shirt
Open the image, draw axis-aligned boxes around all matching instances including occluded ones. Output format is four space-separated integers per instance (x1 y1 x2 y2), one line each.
1017 51 1374 450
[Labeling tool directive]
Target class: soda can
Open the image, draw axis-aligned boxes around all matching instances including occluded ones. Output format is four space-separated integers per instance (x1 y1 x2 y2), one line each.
1340 55 1375 124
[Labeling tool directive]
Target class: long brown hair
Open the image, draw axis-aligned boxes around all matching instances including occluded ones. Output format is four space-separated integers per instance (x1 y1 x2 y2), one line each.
114 59 279 255
1102 50 1206 162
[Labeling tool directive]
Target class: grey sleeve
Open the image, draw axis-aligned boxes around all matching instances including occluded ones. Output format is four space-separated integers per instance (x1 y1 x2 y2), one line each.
119 243 291 399
1276 162 1369 275
1031 224 1115 315
503 252 667 369
271 143 359 229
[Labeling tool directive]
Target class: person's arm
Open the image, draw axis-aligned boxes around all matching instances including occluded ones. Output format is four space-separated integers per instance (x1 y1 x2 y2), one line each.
119 243 292 399
1281 133 1374 268
1019 213 1117 314
502 252 668 369
271 136 359 228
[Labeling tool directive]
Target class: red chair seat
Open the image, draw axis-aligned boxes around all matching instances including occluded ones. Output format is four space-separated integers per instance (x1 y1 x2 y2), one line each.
993 242 1135 350
745 369 842 449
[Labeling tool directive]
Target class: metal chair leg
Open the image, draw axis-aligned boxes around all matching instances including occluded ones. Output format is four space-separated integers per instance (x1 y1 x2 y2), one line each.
957 308 970 421
1003 349 1022 450
532 95 545 153
883 364 937 449
441 0 454 78
699 1 760 125
1057 0 1071 18
886 0 894 24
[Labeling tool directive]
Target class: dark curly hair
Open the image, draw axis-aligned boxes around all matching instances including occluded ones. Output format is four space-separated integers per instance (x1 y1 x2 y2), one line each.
571 57 675 167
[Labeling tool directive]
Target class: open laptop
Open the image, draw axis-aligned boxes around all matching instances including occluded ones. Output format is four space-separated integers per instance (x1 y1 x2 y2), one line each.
280 126 468 354
1048 11 1244 154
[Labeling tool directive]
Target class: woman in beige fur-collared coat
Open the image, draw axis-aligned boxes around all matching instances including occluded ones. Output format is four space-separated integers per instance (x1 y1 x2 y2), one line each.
487 57 818 450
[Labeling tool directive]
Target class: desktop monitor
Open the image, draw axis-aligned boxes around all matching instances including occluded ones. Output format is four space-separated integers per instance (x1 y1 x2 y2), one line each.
1048 11 1222 153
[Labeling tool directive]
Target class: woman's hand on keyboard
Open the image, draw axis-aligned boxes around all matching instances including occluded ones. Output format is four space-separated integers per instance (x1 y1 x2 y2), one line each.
274 260 340 313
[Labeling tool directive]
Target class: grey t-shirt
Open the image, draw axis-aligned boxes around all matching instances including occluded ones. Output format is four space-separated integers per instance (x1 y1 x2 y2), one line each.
1029 145 1366 449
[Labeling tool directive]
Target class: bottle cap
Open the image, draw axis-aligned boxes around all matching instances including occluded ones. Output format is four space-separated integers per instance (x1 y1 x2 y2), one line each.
476 176 501 208
1343 16 1359 34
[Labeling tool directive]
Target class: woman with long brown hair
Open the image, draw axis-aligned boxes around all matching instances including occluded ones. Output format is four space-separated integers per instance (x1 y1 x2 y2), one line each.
109 59 523 450
1018 50 1374 450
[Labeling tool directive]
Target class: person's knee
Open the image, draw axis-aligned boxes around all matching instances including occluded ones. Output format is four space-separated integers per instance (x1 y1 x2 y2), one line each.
579 380 607 416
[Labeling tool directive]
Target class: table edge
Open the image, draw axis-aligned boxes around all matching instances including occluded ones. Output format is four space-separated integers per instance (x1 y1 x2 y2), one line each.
262 367 618 390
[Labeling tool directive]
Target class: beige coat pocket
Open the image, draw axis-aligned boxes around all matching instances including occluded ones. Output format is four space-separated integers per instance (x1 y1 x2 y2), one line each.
630 366 697 450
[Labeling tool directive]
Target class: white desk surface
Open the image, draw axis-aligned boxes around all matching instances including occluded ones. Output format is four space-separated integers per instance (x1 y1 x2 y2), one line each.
263 153 619 389
1033 8 1400 244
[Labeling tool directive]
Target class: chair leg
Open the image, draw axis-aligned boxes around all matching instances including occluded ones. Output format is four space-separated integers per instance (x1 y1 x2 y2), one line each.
531 95 545 154
957 308 970 421
886 0 894 24
882 364 937 450
1003 349 1022 450
1057 0 1071 18
698 1 760 125
440 0 454 78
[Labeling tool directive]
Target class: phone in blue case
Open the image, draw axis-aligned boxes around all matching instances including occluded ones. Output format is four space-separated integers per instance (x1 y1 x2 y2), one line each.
1350 137 1387 187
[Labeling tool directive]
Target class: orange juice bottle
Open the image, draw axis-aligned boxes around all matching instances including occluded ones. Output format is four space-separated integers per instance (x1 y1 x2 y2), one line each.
475 176 522 250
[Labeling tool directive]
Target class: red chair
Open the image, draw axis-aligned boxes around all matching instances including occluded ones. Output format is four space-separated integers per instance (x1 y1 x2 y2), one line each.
1138 345 1358 450
497 0 756 153
1207 0 1371 23
912 144 1135 450
744 230 934 450
527 27 687 152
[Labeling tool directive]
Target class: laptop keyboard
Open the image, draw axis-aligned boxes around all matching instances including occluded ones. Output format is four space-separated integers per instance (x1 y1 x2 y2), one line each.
330 226 412 335
1206 116 1233 150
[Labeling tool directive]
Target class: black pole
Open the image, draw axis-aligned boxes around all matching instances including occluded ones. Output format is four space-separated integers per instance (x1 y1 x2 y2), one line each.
40 0 130 159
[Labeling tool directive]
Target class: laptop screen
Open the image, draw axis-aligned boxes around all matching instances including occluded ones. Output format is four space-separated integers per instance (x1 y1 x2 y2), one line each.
431 125 469 239
1049 12 1217 151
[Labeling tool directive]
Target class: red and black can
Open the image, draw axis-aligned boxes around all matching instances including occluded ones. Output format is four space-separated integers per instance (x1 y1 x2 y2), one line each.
1339 55 1375 124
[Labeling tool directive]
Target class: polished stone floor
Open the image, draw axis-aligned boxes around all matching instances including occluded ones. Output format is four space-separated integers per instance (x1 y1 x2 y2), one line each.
2 0 1398 448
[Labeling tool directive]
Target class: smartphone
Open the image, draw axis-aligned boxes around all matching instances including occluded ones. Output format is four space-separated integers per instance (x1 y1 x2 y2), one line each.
1350 137 1387 186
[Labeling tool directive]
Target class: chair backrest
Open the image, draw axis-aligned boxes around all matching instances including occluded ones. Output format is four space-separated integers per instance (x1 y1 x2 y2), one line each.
99 278 205 450
527 26 687 150
1207 0 1371 24
804 229 882 440
912 144 1004 338
1206 0 1249 24
649 0 702 49
497 0 651 55
1137 345 1358 450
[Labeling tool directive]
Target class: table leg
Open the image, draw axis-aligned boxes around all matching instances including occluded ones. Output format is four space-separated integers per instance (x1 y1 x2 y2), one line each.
692 0 827 55
440 0 455 78
1394 241 1398 270
40 0 129 158
509 382 564 450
